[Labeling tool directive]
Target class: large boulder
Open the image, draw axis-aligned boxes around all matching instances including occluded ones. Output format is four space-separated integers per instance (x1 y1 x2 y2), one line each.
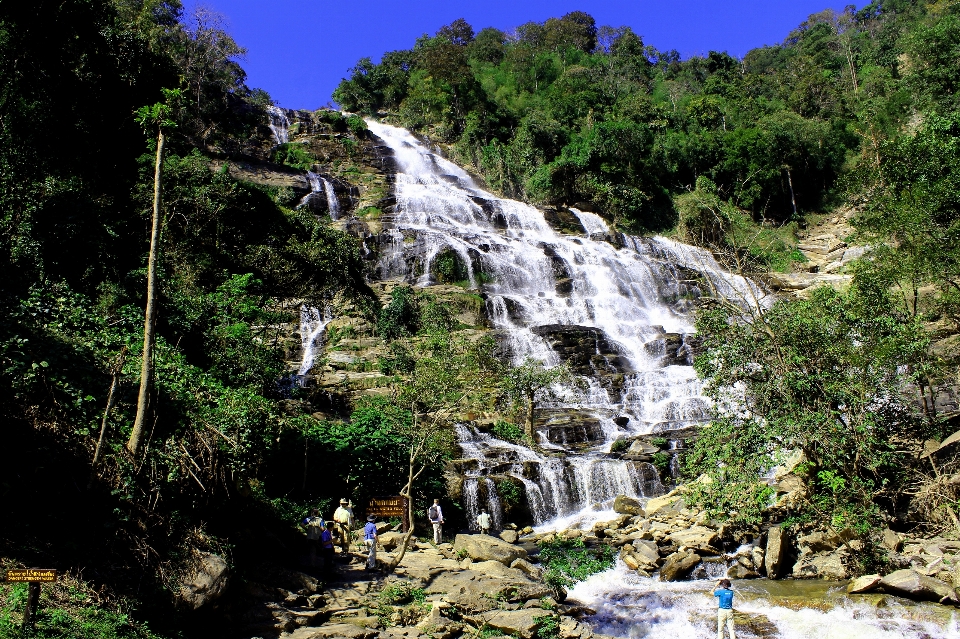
792 550 849 580
177 552 230 610
644 492 684 516
667 526 720 554
659 551 701 581
454 534 527 566
613 495 644 516
499 530 519 544
468 609 545 639
379 531 415 551
633 540 661 564
727 564 759 579
764 526 790 579
880 569 959 604
847 574 882 594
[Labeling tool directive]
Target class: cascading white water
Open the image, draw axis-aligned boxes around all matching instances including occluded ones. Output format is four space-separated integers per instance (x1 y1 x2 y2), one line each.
298 305 330 384
266 105 289 145
367 119 758 527
570 561 960 639
298 172 341 220
322 177 341 220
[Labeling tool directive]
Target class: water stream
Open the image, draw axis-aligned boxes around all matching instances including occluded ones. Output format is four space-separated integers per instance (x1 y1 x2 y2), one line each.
298 305 330 384
570 561 959 639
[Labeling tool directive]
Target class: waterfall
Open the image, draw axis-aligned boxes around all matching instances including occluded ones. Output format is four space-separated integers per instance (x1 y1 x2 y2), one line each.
298 305 330 384
365 119 770 528
298 172 341 220
266 105 289 145
322 177 341 220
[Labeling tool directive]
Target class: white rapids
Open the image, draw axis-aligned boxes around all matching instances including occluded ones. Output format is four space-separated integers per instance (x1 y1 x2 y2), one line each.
570 561 960 639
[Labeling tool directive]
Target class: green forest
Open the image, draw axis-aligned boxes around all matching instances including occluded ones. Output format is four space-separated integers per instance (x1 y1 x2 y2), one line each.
1 0 959 636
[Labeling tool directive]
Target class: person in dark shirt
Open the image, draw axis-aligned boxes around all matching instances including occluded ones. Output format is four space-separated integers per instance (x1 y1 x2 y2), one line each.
363 515 378 570
713 578 736 639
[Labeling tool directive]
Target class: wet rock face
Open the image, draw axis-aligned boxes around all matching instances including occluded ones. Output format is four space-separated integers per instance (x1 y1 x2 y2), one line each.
530 325 634 387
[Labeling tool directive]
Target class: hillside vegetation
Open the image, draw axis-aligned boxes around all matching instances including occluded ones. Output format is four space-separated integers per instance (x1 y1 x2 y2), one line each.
1 0 960 635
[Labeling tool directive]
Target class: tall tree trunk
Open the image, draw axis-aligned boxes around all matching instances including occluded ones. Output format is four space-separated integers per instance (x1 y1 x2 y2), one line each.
785 166 798 219
127 130 165 457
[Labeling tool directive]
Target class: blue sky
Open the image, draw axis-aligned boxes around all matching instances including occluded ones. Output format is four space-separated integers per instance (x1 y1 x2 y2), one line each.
186 1 851 110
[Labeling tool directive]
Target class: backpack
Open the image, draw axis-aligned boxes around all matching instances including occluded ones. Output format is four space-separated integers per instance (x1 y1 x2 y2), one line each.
429 505 439 521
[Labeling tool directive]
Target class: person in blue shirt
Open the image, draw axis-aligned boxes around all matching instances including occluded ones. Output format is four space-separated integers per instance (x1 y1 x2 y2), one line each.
363 515 378 570
713 578 736 639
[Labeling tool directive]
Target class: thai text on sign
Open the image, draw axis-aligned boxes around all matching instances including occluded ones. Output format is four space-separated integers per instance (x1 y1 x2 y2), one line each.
6 569 57 583
366 496 407 519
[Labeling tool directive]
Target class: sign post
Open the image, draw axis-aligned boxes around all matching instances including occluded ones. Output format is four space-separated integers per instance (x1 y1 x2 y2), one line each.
366 496 410 532
6 569 57 630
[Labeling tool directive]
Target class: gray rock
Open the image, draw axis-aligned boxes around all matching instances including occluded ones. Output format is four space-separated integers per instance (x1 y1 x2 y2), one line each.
659 551 701 581
559 616 594 639
765 526 790 579
469 609 545 639
882 528 903 552
847 574 882 594
613 494 644 516
454 534 527 566
797 531 841 554
177 552 230 610
286 623 379 639
510 558 544 580
500 530 519 544
667 526 720 554
792 550 849 580
880 569 959 604
633 540 661 564
726 564 759 579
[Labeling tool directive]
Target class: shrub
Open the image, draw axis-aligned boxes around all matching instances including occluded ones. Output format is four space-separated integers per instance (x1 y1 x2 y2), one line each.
378 342 415 375
495 478 523 509
378 286 419 339
610 439 630 453
537 537 615 589
491 420 524 443
346 114 368 135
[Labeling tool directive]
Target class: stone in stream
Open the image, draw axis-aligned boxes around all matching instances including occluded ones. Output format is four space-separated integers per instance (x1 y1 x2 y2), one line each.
879 569 959 604
613 494 644 516
659 551 701 581
454 533 527 565
726 563 759 579
467 609 544 639
792 550 849 580
764 526 790 578
499 529 519 543
881 528 903 552
847 574 882 594
510 558 543 579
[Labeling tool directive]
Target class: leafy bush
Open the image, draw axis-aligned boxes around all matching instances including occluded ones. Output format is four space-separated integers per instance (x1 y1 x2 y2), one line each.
610 439 630 453
650 437 668 448
378 342 415 375
433 250 467 284
273 142 315 170
379 581 426 605
346 114 368 135
495 479 523 509
377 286 420 339
491 420 524 443
537 537 615 589
652 451 672 478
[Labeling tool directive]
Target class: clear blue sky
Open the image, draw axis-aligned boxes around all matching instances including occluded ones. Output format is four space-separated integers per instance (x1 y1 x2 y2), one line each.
186 1 851 110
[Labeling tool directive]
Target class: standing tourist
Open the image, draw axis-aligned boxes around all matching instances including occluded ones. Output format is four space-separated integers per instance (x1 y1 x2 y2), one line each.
714 578 736 639
319 518 336 576
333 498 354 554
302 508 324 568
428 499 444 544
364 515 378 570
476 509 491 535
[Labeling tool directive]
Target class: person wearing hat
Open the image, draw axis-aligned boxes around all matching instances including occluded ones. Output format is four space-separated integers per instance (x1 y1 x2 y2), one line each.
476 509 492 535
363 515 379 570
333 498 355 554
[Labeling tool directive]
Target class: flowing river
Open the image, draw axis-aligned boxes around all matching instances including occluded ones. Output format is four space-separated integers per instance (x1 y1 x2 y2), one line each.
357 118 959 638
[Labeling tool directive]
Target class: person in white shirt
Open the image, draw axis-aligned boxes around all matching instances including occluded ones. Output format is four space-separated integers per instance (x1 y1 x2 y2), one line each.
428 499 444 544
476 509 491 535
332 498 354 554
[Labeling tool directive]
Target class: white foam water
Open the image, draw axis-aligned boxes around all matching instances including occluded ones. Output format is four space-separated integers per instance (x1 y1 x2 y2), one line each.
569 561 960 639
298 305 330 383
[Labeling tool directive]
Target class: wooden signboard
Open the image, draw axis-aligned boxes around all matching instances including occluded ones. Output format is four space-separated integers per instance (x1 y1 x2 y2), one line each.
6 569 57 629
366 496 409 532
6 569 57 583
